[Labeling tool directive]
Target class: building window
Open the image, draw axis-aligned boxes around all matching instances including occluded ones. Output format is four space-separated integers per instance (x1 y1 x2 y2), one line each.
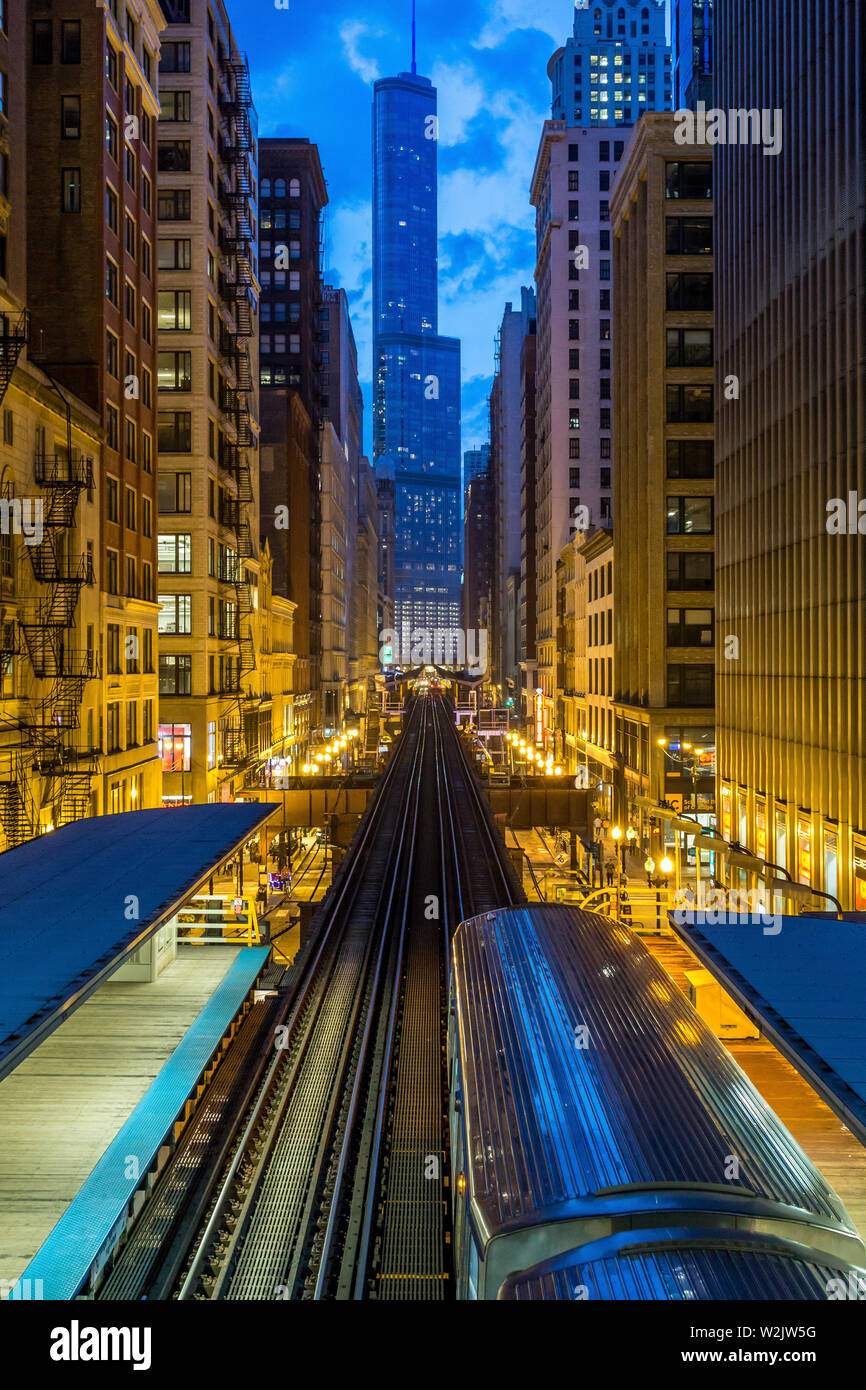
666 217 712 255
124 279 136 326
158 350 192 392
600 319 610 340
159 655 192 696
107 623 121 674
157 139 191 172
60 20 81 63
667 607 714 647
142 432 153 473
569 438 580 460
61 94 81 139
158 411 192 453
157 187 191 221
666 439 714 478
665 161 712 200
125 487 137 531
666 496 714 534
569 200 579 220
666 272 713 311
289 178 300 197
666 327 713 366
161 89 191 121
106 549 119 595
159 722 191 770
143 630 154 673
106 111 118 161
158 593 191 636
666 663 714 708
106 702 122 752
599 408 611 429
600 437 611 459
568 409 580 431
568 171 579 191
569 379 580 400
32 20 52 63
59 167 80 212
569 467 580 489
599 378 611 399
666 384 714 422
106 404 119 451
666 551 714 590
126 419 136 464
158 471 192 513
158 533 191 574
158 237 192 270
160 41 191 73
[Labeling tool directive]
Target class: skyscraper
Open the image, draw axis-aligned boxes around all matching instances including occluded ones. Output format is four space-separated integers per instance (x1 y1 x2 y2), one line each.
715 0 866 910
372 51 461 637
549 0 670 126
672 0 713 110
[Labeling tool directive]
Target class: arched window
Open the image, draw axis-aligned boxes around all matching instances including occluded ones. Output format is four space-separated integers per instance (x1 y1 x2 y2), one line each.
618 7 625 16
274 177 286 197
289 178 301 197
260 178 271 198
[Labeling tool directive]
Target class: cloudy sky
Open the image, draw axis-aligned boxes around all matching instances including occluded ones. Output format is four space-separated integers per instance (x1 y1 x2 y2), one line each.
231 0 578 457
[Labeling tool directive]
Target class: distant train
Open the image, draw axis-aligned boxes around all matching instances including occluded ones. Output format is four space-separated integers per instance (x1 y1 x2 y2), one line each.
448 905 866 1300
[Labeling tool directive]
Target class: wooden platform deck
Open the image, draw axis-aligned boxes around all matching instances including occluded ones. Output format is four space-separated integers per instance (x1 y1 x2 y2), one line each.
0 945 239 1287
645 928 866 1241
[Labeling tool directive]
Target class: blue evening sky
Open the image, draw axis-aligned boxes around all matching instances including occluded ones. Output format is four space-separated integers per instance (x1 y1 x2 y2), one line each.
230 1 667 458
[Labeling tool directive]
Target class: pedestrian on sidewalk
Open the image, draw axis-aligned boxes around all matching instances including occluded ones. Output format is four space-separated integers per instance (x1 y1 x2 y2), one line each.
605 858 617 888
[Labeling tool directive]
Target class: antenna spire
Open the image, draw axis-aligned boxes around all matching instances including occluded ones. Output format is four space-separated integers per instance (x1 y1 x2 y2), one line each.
411 0 417 73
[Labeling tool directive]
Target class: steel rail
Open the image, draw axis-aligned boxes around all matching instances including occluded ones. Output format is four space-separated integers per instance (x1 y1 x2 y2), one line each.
175 697 425 1300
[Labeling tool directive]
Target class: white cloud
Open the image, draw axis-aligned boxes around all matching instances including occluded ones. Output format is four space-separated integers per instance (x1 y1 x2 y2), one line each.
430 61 485 146
474 0 567 51
340 20 386 85
324 199 375 393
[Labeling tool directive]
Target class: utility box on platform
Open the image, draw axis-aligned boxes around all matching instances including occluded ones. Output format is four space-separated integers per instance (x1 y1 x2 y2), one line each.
114 922 177 983
686 968 760 1041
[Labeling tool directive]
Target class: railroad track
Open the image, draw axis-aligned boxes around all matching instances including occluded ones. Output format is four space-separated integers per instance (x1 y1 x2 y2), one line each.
97 693 522 1301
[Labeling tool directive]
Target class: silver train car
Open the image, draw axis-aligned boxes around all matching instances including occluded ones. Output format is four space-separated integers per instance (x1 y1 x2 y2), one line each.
448 905 866 1300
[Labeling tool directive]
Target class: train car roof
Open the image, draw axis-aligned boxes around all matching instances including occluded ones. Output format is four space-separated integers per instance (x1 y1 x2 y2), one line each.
498 1229 866 1301
451 905 853 1242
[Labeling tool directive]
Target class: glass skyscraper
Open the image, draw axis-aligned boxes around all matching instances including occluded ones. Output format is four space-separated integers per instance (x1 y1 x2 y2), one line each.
372 68 462 636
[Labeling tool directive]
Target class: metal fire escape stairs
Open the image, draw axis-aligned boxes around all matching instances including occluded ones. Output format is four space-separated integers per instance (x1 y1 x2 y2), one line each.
0 354 98 845
216 50 257 778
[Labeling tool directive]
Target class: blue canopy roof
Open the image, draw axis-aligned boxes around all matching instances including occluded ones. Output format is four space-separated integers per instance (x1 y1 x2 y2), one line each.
0 804 273 1079
669 913 866 1145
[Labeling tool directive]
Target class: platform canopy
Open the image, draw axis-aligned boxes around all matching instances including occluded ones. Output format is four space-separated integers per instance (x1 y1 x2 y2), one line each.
669 912 866 1145
0 804 274 1081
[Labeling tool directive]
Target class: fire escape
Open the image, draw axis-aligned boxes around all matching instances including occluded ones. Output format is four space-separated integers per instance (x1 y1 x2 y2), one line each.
0 387 98 845
216 50 256 776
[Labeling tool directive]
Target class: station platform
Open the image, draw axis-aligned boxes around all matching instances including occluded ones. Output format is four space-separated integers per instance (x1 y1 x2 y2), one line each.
0 944 268 1297
647 929 866 1242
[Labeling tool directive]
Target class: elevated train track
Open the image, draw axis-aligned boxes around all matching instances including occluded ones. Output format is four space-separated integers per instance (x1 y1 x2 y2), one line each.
97 693 521 1301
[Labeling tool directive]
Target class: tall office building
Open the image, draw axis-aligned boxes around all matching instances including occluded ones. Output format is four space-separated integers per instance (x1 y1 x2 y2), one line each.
531 0 671 752
21 0 164 819
372 64 461 635
518 325 538 721
715 0 866 909
549 0 670 126
672 0 713 110
489 288 535 696
612 115 715 865
463 445 489 486
257 139 327 762
156 0 263 805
